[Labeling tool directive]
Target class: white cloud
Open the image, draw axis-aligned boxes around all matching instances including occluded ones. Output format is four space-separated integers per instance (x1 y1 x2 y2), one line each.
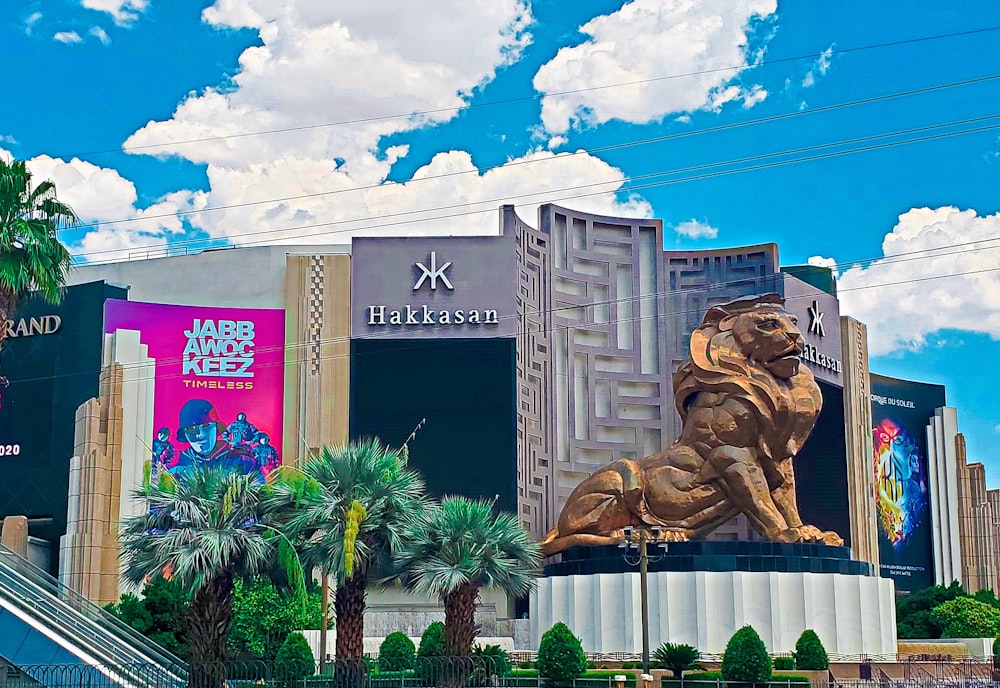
2 150 191 261
24 11 43 35
807 255 837 269
81 0 148 26
742 84 768 108
672 219 719 240
53 31 83 44
532 0 777 135
89 26 111 45
125 0 533 175
98 1 650 255
802 44 834 88
178 148 652 245
836 206 1000 355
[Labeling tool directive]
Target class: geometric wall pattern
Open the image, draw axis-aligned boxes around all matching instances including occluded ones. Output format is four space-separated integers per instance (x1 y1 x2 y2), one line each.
661 245 781 442
512 204 667 538
513 206 855 544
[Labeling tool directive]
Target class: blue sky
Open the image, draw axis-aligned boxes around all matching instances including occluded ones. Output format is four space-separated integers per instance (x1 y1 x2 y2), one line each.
2 0 999 479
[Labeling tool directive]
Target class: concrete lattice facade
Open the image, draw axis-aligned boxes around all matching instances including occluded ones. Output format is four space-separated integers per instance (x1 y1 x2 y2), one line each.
513 206 667 537
510 204 871 555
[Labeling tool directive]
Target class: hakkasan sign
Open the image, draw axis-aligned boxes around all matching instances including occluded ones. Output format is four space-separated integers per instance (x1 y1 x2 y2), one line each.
104 300 285 484
351 235 517 339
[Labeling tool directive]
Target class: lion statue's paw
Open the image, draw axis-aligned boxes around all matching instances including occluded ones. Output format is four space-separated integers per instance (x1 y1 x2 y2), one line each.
776 525 844 546
661 529 691 543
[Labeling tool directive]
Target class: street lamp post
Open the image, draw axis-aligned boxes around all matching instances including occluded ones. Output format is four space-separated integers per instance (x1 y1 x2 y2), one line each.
619 526 669 673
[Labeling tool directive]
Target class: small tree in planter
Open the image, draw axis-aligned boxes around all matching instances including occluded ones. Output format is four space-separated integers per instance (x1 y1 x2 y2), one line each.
536 622 587 687
416 622 447 680
793 629 829 670
378 632 416 672
471 644 512 685
721 626 771 686
275 632 315 685
652 643 703 680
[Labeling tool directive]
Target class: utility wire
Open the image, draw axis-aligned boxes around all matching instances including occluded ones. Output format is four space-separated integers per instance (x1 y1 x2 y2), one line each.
12 250 1000 386
64 73 1000 235
68 111 1000 263
71 25 1000 158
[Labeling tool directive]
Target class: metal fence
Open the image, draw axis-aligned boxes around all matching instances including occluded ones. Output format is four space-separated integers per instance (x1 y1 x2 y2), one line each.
4 660 999 688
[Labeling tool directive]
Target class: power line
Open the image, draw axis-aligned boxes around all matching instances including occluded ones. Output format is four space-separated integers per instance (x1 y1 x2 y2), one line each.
68 110 1000 263
64 73 1000 235
12 248 1000 386
70 25 1000 158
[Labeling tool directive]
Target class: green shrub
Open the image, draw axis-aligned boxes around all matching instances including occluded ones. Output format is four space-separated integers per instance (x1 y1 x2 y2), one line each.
586 661 597 669
274 632 315 683
931 597 1000 638
661 672 810 687
415 622 447 681
517 660 534 670
417 622 446 658
536 622 588 687
378 632 416 672
621 662 634 669
994 636 1000 657
472 643 512 680
792 630 829 670
773 656 794 670
721 626 771 685
652 642 702 678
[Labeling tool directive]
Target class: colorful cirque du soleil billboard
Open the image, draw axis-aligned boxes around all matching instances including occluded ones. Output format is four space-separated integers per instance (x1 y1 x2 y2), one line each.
104 300 285 484
870 373 945 593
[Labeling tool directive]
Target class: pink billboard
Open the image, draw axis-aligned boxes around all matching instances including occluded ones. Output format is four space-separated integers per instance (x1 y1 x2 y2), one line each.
104 300 285 483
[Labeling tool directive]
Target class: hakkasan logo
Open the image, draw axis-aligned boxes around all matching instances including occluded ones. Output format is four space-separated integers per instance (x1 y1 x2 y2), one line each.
366 251 501 328
4 315 62 339
182 319 255 378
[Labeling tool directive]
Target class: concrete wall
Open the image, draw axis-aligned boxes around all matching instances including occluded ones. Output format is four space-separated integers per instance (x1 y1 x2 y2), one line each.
68 245 349 310
531 570 898 655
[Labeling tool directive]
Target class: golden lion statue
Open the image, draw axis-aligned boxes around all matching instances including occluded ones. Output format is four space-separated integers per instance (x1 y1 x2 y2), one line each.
540 293 844 556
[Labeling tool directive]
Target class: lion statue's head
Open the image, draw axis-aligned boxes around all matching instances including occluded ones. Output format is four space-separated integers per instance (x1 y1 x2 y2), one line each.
673 294 822 459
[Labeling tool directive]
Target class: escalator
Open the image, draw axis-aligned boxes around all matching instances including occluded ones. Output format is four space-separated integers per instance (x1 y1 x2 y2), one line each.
0 544 187 688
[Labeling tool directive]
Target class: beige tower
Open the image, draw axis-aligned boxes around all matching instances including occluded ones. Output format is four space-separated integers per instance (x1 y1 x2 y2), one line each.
283 254 352 460
956 433 998 592
840 316 879 568
60 329 155 605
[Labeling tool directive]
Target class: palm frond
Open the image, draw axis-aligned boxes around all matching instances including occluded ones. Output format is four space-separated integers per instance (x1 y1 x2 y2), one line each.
277 438 426 585
0 158 75 311
118 464 303 597
393 496 541 599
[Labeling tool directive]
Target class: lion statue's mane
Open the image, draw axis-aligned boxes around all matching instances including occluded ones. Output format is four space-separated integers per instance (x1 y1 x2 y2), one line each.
672 293 822 465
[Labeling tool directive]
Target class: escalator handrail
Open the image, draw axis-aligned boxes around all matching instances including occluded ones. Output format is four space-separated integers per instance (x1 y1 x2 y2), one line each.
0 545 187 676
0 564 179 672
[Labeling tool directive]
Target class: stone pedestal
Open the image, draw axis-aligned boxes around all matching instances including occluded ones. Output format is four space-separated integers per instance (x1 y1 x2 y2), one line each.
530 542 897 656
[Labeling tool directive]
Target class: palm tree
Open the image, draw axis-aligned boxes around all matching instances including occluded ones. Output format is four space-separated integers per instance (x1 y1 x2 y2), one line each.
393 496 541 657
653 642 703 681
119 466 303 688
271 439 426 662
0 157 75 347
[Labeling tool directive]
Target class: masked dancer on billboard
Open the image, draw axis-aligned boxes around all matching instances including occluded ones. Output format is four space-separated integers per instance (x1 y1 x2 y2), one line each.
172 399 262 480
